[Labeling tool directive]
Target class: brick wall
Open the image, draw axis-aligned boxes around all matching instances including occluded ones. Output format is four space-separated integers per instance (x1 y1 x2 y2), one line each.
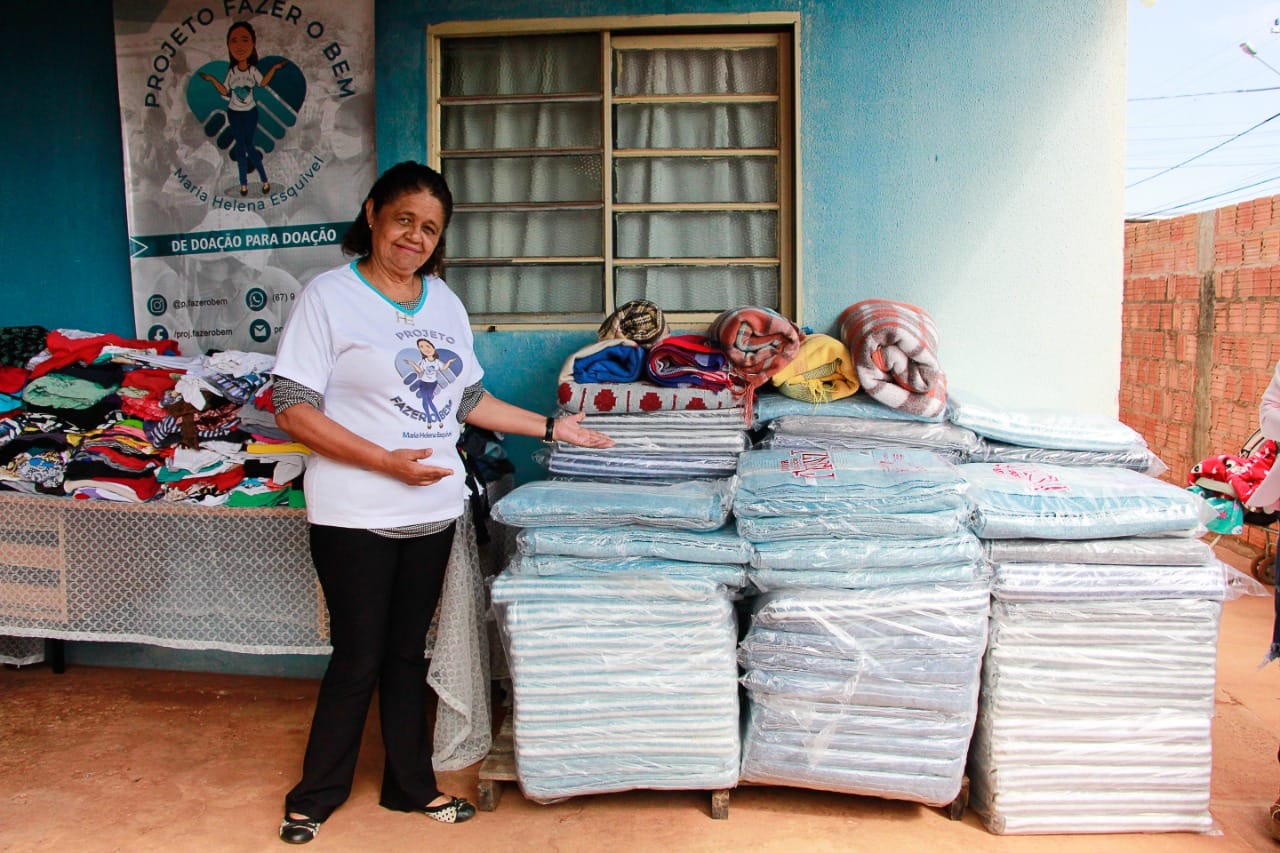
1122 196 1280 551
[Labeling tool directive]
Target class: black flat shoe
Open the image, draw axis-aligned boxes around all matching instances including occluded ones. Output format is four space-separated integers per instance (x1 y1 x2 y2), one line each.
240 185 248 196
279 816 320 844
263 182 271 194
421 796 476 824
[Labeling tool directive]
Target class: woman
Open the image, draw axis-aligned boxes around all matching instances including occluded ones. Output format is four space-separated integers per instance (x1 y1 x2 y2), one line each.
271 161 612 844
199 21 286 196
1255 360 1280 841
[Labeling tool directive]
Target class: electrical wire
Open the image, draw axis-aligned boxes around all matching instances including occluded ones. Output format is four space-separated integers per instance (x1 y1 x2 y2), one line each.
1131 171 1280 218
1129 85 1280 101
1124 109 1280 190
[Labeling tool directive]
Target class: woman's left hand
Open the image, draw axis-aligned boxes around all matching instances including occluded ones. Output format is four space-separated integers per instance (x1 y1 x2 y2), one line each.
552 412 614 449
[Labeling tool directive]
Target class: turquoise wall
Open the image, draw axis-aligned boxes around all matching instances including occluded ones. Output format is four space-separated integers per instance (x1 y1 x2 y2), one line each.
2 0 1122 476
1 0 1122 674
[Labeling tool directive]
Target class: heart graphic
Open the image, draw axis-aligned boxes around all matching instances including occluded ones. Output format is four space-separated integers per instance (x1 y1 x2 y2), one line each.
186 57 306 171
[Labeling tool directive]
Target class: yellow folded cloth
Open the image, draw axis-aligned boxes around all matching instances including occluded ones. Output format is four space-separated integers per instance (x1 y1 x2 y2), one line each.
769 333 860 403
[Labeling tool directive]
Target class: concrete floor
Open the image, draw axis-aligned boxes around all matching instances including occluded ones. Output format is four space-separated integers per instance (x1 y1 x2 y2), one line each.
2 549 1278 852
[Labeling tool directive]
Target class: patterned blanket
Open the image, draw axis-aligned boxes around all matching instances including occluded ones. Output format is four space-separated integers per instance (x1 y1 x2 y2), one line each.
707 306 803 386
838 299 947 419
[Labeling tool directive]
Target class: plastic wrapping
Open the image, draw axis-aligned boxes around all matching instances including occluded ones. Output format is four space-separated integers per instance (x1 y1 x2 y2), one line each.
752 391 943 427
969 581 1221 835
946 390 1148 452
490 476 735 531
991 560 1227 602
738 582 989 806
749 563 988 592
733 448 966 518
764 415 982 461
490 568 741 801
749 531 983 570
516 523 752 565
507 554 746 588
969 437 1166 476
985 536 1214 566
542 447 741 479
959 463 1208 539
735 494 972 542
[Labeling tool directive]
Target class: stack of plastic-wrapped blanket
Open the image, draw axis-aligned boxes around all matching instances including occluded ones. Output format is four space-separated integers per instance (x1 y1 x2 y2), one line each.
732 446 990 807
543 408 750 480
959 443 1222 834
489 477 747 801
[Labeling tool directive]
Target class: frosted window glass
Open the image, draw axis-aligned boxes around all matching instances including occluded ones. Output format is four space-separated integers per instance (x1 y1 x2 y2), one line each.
614 47 777 96
615 157 776 204
615 265 779 311
443 103 601 151
451 210 602 259
615 103 776 150
449 265 604 314
443 34 600 96
444 155 602 204
615 211 777 258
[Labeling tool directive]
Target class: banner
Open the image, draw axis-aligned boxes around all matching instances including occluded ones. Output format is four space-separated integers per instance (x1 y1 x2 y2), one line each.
113 1 376 354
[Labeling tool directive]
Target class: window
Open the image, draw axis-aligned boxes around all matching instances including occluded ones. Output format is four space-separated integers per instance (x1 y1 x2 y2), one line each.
429 16 797 328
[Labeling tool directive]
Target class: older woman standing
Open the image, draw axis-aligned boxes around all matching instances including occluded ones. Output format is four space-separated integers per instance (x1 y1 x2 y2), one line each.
272 161 611 844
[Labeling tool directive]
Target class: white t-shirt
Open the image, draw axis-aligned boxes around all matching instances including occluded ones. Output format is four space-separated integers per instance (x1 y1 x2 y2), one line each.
224 65 264 111
273 261 484 528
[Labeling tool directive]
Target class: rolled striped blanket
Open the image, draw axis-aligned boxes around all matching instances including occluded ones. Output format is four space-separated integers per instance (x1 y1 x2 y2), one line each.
838 299 947 420
707 306 803 423
707 306 803 386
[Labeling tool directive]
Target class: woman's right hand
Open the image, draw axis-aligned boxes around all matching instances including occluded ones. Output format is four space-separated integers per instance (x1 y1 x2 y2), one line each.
383 448 454 486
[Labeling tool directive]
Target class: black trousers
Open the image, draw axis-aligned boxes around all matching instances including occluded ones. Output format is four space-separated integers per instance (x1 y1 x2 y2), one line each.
284 522 455 820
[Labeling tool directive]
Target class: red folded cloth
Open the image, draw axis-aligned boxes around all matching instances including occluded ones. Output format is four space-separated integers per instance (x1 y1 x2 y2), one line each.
29 331 181 380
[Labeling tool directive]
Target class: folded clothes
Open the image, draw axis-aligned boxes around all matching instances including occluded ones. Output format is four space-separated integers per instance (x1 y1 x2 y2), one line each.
838 299 947 420
561 339 646 384
769 333 859 403
644 334 734 390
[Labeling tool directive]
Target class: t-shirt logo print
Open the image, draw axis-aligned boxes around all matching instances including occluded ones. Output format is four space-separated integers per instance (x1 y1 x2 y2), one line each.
396 340 461 426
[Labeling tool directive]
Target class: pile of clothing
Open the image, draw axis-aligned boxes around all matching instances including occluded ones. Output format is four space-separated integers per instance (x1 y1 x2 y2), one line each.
0 326 304 506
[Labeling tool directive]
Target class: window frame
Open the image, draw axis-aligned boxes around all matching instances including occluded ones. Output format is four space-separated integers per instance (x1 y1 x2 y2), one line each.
426 13 802 330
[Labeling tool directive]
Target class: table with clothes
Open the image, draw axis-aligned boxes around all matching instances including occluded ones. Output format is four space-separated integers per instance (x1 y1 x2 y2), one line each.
0 324 496 770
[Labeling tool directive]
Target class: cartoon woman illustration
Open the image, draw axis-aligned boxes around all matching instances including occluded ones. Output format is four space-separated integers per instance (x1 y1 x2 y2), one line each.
199 21 287 196
402 339 458 425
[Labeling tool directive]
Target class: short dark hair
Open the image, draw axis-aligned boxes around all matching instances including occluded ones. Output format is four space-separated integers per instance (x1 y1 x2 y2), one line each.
341 161 454 277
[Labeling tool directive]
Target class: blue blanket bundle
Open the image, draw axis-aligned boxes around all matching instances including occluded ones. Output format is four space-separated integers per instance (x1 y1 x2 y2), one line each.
968 531 1223 835
571 340 646 384
738 582 990 806
733 447 967 519
959 462 1207 539
491 476 735 531
517 523 752 565
491 569 743 801
946 390 1148 453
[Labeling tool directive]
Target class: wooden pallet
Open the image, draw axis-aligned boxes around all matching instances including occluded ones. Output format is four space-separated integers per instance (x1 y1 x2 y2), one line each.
475 715 967 821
